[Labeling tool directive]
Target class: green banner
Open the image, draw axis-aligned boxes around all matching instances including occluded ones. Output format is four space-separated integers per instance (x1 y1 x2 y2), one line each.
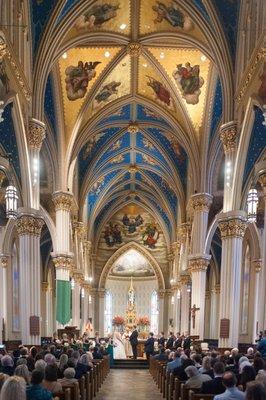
56 280 71 325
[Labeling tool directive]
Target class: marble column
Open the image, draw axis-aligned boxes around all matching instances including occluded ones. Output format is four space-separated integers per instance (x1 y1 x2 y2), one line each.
204 290 211 339
41 281 49 337
82 284 90 333
16 212 44 345
158 290 165 333
84 241 92 280
251 259 262 343
188 256 210 339
257 173 266 330
219 122 238 212
52 191 73 255
0 255 8 343
209 284 220 339
98 289 105 336
218 212 247 348
27 119 46 209
179 275 191 335
178 223 191 272
71 271 84 329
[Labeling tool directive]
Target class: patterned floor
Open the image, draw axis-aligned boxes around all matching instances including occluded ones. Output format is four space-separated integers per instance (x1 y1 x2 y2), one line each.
95 369 163 400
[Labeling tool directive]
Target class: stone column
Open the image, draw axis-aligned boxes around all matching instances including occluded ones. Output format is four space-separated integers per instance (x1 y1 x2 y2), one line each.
209 284 220 339
16 212 44 345
251 260 262 343
257 173 266 330
219 122 238 212
178 223 191 272
71 271 84 329
188 256 210 339
82 284 90 333
179 275 191 335
218 212 247 348
27 119 46 209
98 289 105 336
41 281 49 337
204 290 211 339
0 255 9 343
84 241 92 280
89 289 96 336
53 256 72 328
158 290 165 333
73 222 86 270
52 191 73 255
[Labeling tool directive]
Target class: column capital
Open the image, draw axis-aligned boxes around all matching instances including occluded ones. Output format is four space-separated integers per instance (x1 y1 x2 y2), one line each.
52 191 74 212
177 222 191 242
188 255 211 272
0 254 10 268
73 221 87 239
52 254 74 270
82 282 91 293
252 259 262 273
219 121 238 154
98 288 106 298
41 281 49 292
72 270 84 284
212 284 221 294
189 193 213 213
218 211 247 239
16 214 44 236
258 174 266 190
158 289 165 299
84 240 92 250
27 118 46 150
179 274 191 285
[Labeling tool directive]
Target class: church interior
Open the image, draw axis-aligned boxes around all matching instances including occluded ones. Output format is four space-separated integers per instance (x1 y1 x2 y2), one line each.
0 0 266 398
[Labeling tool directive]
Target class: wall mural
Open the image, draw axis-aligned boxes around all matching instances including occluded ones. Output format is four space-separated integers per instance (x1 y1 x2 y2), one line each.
110 249 154 277
172 62 204 104
65 61 101 100
152 1 194 31
95 81 121 103
146 76 171 106
75 3 120 30
100 204 164 251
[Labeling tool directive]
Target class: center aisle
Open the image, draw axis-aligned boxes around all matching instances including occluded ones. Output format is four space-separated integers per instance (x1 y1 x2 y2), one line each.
95 369 163 400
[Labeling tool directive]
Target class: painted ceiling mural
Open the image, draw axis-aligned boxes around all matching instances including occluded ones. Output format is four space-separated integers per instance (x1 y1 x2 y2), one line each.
110 249 155 277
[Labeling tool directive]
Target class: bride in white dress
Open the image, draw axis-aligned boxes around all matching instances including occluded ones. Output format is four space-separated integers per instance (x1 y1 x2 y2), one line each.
113 331 126 359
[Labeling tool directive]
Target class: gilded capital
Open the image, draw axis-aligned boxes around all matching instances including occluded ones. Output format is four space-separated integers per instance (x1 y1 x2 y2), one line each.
252 259 262 273
218 218 247 239
127 42 142 57
190 193 212 213
28 119 46 150
41 282 49 292
179 274 191 285
177 223 191 243
128 122 139 134
158 289 165 299
74 221 87 239
52 191 73 212
212 284 220 294
0 254 9 268
0 36 8 59
53 256 73 270
0 170 6 187
219 121 238 154
84 240 92 251
258 173 266 189
98 288 106 298
16 215 44 236
72 270 84 285
188 257 210 273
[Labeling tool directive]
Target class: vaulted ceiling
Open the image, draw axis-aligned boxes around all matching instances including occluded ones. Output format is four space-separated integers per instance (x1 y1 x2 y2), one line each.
35 0 239 244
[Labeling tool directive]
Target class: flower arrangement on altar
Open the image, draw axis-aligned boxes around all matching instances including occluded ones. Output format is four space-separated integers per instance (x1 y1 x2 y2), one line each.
112 315 125 326
137 316 150 326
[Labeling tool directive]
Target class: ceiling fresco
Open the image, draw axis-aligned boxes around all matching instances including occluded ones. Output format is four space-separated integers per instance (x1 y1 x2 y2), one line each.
110 249 155 277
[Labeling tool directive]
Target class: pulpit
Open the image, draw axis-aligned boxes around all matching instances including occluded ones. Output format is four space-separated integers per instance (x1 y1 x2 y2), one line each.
57 326 80 340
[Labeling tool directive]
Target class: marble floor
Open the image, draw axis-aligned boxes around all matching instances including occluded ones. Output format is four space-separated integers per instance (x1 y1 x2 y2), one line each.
95 369 163 400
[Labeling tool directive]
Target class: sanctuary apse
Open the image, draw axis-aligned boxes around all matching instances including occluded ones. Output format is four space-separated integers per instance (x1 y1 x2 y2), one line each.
0 0 265 351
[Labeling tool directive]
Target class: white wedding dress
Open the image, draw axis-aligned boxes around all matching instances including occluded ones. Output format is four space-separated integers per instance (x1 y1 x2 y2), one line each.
113 333 127 359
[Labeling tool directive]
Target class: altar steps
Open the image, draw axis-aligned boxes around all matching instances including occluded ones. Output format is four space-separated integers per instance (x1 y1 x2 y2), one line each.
112 359 149 369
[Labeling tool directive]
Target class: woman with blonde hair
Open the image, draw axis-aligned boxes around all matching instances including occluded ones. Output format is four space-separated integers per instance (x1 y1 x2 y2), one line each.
0 376 26 400
14 364 30 385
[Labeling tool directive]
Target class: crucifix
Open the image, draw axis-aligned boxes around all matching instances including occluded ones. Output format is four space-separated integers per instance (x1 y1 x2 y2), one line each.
191 304 200 329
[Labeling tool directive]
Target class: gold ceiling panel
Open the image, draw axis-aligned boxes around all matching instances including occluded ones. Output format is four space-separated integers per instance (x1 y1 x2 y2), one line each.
149 47 211 133
58 46 122 139
140 0 205 41
65 0 131 42
81 54 131 128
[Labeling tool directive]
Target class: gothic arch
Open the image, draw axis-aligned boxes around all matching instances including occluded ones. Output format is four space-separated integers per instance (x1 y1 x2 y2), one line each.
98 241 165 291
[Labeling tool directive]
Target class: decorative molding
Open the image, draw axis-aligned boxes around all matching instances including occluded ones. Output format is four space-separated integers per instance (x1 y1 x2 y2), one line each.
127 42 142 57
0 35 31 101
188 256 210 273
41 281 49 291
158 289 165 299
52 191 73 212
0 254 9 268
212 284 220 294
72 270 84 284
0 170 6 187
219 121 238 154
128 122 139 134
16 215 44 236
218 217 247 239
179 274 190 285
252 259 262 273
52 255 73 270
98 288 106 298
28 118 46 150
74 221 87 238
177 223 191 243
189 193 213 213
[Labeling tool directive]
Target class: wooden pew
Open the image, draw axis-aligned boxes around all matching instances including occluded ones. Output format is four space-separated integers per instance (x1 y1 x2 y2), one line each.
189 392 215 400
173 378 185 400
60 382 79 400
79 375 85 400
53 388 71 400
180 384 200 400
167 373 175 400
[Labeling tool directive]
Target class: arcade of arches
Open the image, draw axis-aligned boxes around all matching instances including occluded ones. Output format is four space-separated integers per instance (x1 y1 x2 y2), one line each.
0 0 265 350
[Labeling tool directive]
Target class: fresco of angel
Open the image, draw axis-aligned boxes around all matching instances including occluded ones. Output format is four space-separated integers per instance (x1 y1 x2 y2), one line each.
172 62 204 104
146 76 171 106
95 81 121 103
75 3 120 30
65 61 101 101
152 1 193 31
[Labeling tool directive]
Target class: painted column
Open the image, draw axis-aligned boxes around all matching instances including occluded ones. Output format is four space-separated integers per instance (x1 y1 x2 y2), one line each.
173 286 181 333
209 284 220 339
257 174 266 330
16 212 44 345
179 274 191 335
219 122 238 212
0 255 9 343
27 119 46 210
218 212 247 348
251 260 262 343
188 256 210 339
52 192 74 328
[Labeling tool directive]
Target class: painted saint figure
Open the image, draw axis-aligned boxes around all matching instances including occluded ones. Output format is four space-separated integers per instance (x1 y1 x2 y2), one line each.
65 61 101 100
152 1 193 31
75 3 120 30
173 62 204 104
95 81 121 103
146 76 171 106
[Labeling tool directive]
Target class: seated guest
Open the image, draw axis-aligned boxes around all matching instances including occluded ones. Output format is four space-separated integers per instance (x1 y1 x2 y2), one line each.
27 347 37 372
92 347 103 359
0 373 8 392
184 365 212 389
173 357 194 381
191 353 202 369
253 356 265 374
12 350 21 368
0 355 15 376
43 354 56 366
16 358 28 367
245 381 266 400
42 365 62 394
0 376 26 400
256 370 266 389
58 354 68 378
72 351 80 367
201 361 225 394
239 365 256 391
213 371 245 400
144 332 155 361
14 365 30 385
158 332 165 347
199 356 214 378
153 347 169 361
26 370 52 400
35 360 47 374
257 330 266 358
246 347 254 359
167 350 182 372
75 354 91 379
59 368 78 386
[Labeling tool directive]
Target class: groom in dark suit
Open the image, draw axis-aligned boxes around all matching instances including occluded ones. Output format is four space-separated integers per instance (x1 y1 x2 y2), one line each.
130 325 138 359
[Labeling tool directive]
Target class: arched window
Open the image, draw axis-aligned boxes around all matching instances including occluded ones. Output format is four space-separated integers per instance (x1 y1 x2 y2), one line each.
104 290 112 334
150 290 159 334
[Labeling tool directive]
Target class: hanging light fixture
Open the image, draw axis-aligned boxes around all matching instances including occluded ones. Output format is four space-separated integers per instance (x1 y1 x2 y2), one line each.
186 282 191 293
247 188 258 222
81 287 85 298
5 184 18 219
